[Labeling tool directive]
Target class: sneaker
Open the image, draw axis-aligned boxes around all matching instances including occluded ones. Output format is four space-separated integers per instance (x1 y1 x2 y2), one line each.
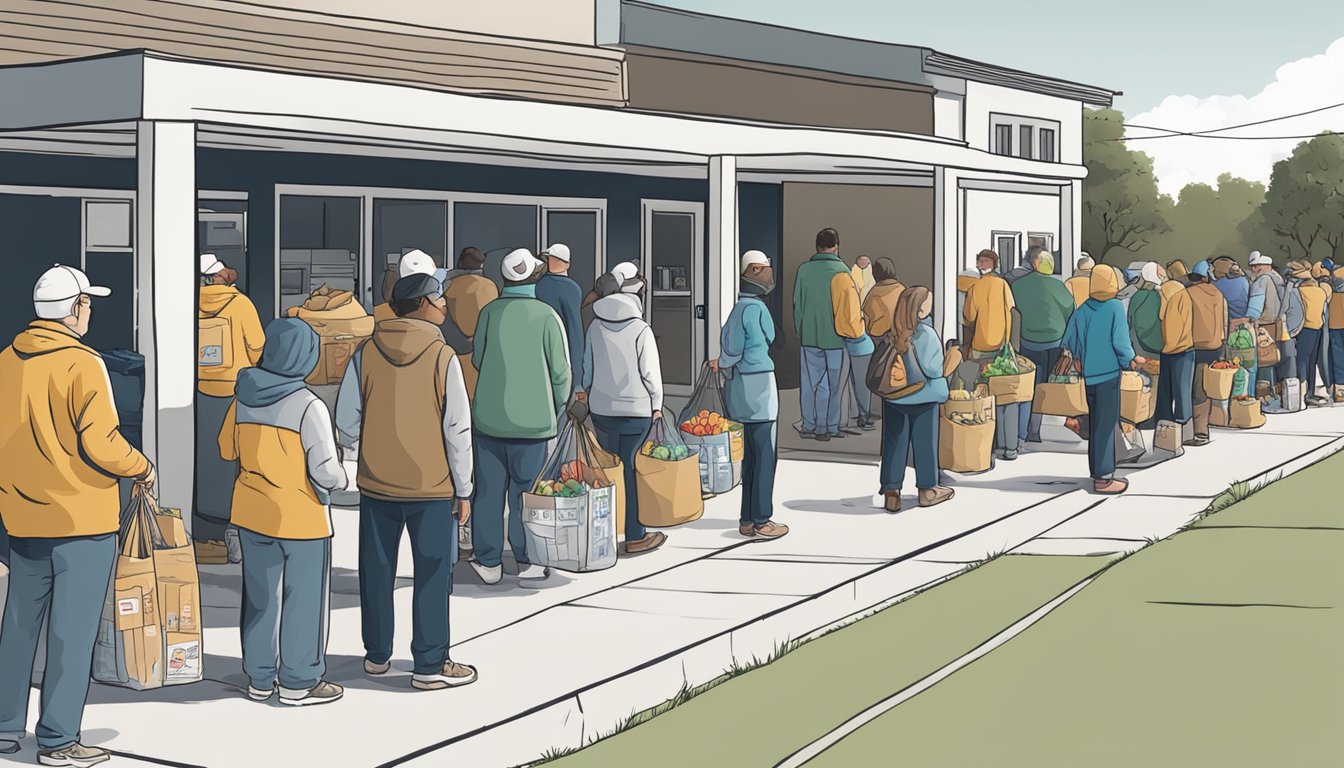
918 486 955 507
1 740 19 755
247 683 275 701
469 559 503 585
1334 389 1344 404
883 492 901 514
516 564 549 581
224 528 243 564
194 540 228 565
412 661 478 691
1093 478 1129 495
859 417 878 432
827 432 847 439
1000 451 1019 462
1307 396 1330 407
1187 435 1211 447
796 428 819 440
752 522 790 539
739 523 756 537
37 743 109 767
279 680 344 707
623 532 667 555
364 658 391 676
814 433 831 443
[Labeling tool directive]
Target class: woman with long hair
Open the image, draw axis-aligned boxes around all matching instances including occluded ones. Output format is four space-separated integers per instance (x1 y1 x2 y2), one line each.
878 286 955 513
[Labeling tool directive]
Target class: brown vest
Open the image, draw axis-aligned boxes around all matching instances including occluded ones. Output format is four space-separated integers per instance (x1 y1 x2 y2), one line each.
356 332 457 501
1188 283 1228 350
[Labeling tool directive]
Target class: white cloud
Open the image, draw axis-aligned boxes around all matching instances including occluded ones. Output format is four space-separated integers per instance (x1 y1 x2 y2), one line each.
1128 37 1344 196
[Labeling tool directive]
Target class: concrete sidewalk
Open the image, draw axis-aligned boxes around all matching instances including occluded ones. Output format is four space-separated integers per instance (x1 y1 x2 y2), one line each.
2 407 1342 768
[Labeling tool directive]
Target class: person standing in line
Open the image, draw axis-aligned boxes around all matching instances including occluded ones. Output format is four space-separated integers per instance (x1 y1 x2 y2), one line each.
1211 256 1255 396
1065 254 1095 308
1156 264 1195 452
842 290 877 434
196 253 266 565
1327 262 1344 403
1062 265 1142 495
862 257 905 339
469 249 571 585
1166 260 1191 287
535 243 585 395
1247 251 1291 400
793 228 865 442
0 265 156 767
1010 248 1074 444
850 255 876 304
373 249 448 324
1185 261 1229 446
1128 263 1166 365
1289 261 1330 406
576 264 669 555
335 273 478 691
963 249 1023 461
220 318 347 707
442 247 500 400
1003 246 1039 286
714 251 790 539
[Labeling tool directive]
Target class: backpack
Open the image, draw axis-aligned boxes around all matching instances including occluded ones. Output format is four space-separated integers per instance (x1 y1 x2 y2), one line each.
198 297 237 370
866 333 926 399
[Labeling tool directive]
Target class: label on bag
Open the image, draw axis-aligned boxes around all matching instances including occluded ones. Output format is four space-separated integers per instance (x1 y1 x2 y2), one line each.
117 598 140 616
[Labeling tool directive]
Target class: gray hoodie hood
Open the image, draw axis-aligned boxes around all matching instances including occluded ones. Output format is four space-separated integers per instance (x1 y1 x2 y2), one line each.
594 294 643 324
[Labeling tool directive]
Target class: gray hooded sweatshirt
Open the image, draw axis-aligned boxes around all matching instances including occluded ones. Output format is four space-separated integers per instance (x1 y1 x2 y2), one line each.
581 294 664 418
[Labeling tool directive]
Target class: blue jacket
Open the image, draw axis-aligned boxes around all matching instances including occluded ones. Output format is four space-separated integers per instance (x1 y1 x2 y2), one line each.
1215 276 1250 319
719 296 775 374
535 273 584 386
889 322 949 406
1062 298 1135 385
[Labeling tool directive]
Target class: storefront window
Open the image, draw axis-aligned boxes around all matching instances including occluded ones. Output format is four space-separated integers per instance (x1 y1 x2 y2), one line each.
452 202 538 288
648 211 696 388
373 199 447 306
278 195 362 314
199 199 248 291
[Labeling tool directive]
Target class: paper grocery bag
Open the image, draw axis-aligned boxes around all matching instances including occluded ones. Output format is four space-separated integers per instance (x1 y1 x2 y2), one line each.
582 424 626 539
1154 421 1183 453
1120 385 1156 425
1229 398 1266 429
1119 371 1144 392
1033 380 1088 417
939 416 994 474
985 370 1035 405
1203 366 1236 401
635 453 705 528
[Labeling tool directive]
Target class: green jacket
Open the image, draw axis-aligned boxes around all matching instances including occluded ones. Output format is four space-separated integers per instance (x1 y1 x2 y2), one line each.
1010 271 1075 345
1128 287 1165 356
472 290 571 439
793 252 850 350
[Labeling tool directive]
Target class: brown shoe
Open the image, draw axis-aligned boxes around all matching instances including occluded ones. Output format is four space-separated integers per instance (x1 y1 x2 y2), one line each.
918 486 955 507
739 523 757 537
1093 478 1129 495
194 540 228 565
752 522 789 539
623 532 667 555
412 661 478 690
883 492 901 514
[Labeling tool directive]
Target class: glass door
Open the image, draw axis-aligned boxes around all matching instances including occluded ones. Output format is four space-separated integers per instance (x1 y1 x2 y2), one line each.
543 207 603 325
642 201 704 394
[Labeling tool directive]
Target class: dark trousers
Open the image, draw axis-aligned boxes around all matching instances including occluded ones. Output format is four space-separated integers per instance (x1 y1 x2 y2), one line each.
1085 378 1121 481
1297 327 1325 393
1157 350 1195 424
591 414 652 542
740 421 778 526
359 495 457 676
879 400 939 492
1020 346 1061 442
472 435 549 568
1331 330 1344 389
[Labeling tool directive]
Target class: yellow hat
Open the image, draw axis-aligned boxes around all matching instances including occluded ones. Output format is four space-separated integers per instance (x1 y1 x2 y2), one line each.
1089 264 1121 301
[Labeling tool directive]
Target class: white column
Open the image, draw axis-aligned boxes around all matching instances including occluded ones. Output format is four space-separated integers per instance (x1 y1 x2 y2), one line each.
707 155 739 359
136 121 197 530
933 167 962 340
1060 179 1082 277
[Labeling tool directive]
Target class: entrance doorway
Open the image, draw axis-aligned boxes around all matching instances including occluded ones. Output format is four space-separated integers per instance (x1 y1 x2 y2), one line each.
641 200 704 395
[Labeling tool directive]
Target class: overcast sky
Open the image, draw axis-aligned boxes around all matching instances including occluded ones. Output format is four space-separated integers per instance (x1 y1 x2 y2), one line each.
652 0 1344 193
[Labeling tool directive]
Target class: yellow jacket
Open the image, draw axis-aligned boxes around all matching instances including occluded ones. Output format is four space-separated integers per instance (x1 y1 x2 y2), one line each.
1299 282 1327 330
1158 281 1194 354
862 281 905 338
1066 272 1092 308
963 274 1014 353
198 285 265 398
850 265 875 304
0 322 151 537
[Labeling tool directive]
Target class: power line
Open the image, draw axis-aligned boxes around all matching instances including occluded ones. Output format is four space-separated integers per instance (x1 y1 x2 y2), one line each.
1112 131 1338 142
1121 101 1344 139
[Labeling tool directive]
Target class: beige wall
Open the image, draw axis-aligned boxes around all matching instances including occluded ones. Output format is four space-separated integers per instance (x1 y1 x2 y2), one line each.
779 183 935 387
203 0 597 45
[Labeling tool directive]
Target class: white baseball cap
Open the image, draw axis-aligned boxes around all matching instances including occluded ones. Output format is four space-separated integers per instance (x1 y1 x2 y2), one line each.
199 253 225 276
398 249 448 284
610 261 640 284
741 250 770 272
1248 251 1272 266
501 248 544 283
34 264 111 320
542 243 571 263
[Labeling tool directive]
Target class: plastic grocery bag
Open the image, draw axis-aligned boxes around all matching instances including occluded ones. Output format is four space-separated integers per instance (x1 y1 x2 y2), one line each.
678 364 744 495
522 414 617 573
637 413 704 528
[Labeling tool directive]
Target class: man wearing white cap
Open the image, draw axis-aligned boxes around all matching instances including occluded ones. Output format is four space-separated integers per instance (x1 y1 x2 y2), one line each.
711 251 789 539
1247 250 1289 399
469 249 571 584
0 265 155 766
536 243 584 392
197 253 265 564
374 249 448 324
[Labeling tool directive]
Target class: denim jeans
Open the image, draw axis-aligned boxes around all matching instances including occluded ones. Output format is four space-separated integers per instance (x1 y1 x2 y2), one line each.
1157 350 1196 424
0 535 115 750
1019 345 1062 442
359 496 458 676
879 400 939 492
590 414 652 542
1084 378 1121 480
1331 330 1344 389
194 392 237 543
799 347 844 435
472 435 548 568
1296 327 1325 393
844 352 873 423
239 530 331 691
740 421 778 526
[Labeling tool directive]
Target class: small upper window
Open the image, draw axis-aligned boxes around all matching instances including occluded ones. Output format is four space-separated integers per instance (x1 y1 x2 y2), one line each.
994 124 1013 156
1018 126 1034 159
85 200 132 250
1040 128 1057 162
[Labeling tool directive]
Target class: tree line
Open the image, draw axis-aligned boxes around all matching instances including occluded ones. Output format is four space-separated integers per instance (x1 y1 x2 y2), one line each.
1082 108 1344 267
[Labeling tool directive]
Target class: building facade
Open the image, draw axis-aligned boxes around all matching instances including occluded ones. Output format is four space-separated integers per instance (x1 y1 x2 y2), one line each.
0 0 1115 526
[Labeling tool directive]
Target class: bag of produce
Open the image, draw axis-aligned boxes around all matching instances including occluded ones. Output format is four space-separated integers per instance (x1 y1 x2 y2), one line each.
1203 358 1238 401
580 420 628 539
679 364 743 495
522 415 617 573
1033 349 1087 416
979 341 1035 405
286 284 375 386
939 391 994 473
636 413 704 528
